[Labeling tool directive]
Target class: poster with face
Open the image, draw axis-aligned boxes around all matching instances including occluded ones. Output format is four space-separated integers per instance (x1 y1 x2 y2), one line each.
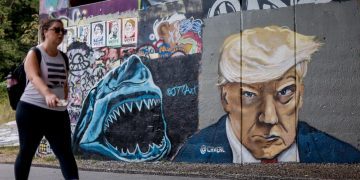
106 20 121 46
91 21 106 48
61 26 77 52
122 17 138 45
78 25 91 46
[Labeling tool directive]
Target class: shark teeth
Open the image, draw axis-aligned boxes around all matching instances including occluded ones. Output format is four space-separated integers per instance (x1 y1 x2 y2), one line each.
104 98 161 130
116 136 168 157
135 101 142 110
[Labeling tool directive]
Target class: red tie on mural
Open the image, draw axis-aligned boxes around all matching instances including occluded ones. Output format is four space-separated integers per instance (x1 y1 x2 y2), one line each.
261 158 278 163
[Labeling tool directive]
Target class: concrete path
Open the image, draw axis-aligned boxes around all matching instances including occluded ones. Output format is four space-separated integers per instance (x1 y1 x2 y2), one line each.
0 163 220 180
0 121 19 147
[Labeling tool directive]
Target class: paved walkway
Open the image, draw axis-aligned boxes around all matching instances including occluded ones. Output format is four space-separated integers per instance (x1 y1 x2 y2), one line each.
1 121 360 179
0 121 18 147
0 163 221 180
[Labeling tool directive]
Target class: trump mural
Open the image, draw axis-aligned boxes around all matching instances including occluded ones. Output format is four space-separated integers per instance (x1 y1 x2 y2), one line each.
175 26 360 163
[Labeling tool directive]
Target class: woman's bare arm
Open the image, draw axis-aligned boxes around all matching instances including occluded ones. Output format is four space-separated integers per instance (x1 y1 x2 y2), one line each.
24 50 59 107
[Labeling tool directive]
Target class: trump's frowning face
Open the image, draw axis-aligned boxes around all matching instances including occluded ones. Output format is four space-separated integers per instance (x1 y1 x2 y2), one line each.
221 67 304 159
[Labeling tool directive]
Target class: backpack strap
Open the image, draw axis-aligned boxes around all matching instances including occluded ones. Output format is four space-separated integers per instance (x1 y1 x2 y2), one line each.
30 47 69 71
30 46 42 65
59 51 69 71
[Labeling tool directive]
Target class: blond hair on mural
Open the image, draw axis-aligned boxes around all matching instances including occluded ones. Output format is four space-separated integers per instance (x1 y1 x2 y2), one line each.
218 25 322 86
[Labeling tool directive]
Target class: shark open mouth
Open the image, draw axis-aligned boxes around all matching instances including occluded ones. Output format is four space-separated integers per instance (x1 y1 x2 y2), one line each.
72 55 171 162
104 95 167 157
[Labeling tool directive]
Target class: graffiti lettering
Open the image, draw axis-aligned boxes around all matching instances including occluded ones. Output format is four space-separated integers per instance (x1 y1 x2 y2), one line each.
124 37 136 44
166 84 198 97
153 14 203 55
200 145 225 155
179 17 203 36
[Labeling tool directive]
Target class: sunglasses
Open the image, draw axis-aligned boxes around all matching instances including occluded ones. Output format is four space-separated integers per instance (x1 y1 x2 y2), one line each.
48 27 67 35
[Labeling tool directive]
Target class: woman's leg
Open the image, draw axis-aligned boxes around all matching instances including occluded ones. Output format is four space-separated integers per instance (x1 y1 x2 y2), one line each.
14 101 44 180
44 110 79 180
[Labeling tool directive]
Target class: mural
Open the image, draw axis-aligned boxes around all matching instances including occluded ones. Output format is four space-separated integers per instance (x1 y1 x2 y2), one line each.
146 0 179 6
107 20 122 46
78 25 91 46
40 0 69 14
66 42 107 124
35 0 360 163
153 13 202 55
122 18 138 45
64 26 77 51
91 21 106 48
72 55 171 162
137 12 203 60
174 26 360 163
203 0 334 17
204 0 241 18
175 26 360 163
241 0 332 10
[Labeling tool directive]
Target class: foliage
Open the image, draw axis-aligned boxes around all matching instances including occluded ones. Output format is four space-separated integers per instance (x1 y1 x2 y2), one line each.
0 81 8 101
0 0 39 80
21 14 40 46
0 0 38 124
0 81 15 125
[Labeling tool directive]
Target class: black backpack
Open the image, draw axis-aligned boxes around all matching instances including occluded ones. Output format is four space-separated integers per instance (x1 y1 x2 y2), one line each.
6 47 69 110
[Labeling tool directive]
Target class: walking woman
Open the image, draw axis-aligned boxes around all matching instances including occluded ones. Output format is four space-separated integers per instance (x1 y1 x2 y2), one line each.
14 19 79 180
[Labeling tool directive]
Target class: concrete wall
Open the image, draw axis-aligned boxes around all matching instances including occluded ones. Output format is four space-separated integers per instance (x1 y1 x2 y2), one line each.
39 0 360 163
200 0 360 150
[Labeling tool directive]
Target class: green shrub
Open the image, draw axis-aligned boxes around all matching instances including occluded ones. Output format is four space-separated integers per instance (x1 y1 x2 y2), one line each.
0 80 15 125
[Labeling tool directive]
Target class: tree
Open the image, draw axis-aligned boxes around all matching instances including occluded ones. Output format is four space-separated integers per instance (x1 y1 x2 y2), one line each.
0 0 39 79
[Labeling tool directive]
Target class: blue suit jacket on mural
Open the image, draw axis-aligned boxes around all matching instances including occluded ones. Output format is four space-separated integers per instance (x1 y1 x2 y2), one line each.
174 115 360 163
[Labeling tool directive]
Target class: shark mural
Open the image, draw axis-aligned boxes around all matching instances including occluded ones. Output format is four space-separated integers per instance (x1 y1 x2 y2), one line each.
72 55 171 162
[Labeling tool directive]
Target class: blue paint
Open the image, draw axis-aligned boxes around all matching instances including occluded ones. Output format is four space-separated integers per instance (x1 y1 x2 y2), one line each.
72 55 171 162
158 43 172 58
179 17 203 36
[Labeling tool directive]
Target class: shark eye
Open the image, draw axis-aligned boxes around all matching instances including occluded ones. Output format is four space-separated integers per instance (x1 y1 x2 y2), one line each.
112 71 118 79
104 71 120 91
105 82 116 91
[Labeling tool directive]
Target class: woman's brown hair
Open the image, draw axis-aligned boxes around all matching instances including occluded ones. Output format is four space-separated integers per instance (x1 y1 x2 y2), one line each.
40 19 64 41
